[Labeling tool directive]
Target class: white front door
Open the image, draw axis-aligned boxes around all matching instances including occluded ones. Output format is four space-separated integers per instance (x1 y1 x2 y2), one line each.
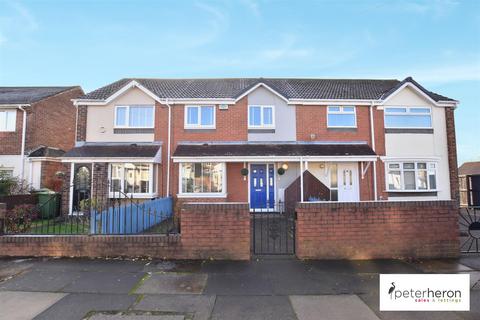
337 163 359 202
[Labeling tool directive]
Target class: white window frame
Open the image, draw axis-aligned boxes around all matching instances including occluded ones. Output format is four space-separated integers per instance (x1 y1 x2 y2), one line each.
184 105 216 129
108 163 156 198
248 105 275 129
114 105 155 129
178 162 227 198
384 106 432 129
385 161 438 192
0 109 17 132
327 106 357 128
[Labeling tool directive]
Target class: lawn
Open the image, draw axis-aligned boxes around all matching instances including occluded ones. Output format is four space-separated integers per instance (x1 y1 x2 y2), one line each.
28 218 90 235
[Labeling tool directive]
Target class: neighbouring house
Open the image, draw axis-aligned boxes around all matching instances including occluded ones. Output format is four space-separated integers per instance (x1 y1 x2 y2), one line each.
62 76 459 214
0 86 84 192
459 161 480 206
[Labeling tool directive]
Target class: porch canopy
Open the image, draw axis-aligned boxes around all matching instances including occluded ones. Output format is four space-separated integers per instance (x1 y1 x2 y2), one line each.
62 143 162 163
172 142 377 162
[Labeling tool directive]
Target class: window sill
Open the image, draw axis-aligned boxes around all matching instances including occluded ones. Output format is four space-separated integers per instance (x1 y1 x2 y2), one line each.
386 189 438 193
114 128 154 134
327 127 357 131
248 128 275 133
387 191 438 197
109 192 158 199
184 128 216 132
385 128 434 134
177 193 227 198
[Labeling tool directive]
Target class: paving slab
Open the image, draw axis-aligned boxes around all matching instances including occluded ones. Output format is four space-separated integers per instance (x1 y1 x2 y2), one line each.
290 295 380 320
62 271 145 294
210 295 297 320
406 259 473 273
34 258 148 273
0 291 66 320
34 293 138 320
0 269 81 292
305 259 420 274
134 294 215 320
459 255 480 271
88 314 184 320
0 259 34 282
203 273 273 295
135 273 207 295
144 260 203 273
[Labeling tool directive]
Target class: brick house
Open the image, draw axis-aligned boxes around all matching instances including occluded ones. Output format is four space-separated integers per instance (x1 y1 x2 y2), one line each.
62 77 459 214
0 86 84 191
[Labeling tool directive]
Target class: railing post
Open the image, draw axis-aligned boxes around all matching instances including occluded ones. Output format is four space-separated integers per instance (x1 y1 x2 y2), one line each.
0 203 6 235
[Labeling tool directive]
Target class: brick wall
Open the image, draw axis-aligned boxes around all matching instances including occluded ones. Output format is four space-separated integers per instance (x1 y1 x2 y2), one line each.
76 105 88 142
445 107 459 203
0 109 23 155
0 202 251 260
296 201 459 260
40 160 64 192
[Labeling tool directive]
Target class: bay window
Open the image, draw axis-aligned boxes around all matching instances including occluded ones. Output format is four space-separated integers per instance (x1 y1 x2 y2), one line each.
327 106 356 128
384 107 432 128
185 105 215 128
115 105 154 128
387 161 437 191
0 110 16 132
109 163 155 197
248 105 275 128
180 162 225 196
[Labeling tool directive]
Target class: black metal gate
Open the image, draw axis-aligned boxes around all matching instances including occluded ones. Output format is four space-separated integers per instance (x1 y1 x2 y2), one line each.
251 204 296 255
459 206 480 253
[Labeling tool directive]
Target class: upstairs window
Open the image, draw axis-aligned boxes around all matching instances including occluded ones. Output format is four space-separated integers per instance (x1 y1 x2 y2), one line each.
0 110 16 132
387 161 437 191
185 105 215 129
115 105 154 128
327 106 356 128
384 107 432 128
248 105 274 128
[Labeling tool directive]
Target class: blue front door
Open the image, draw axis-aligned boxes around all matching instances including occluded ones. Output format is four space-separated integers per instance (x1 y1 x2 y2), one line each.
250 164 275 209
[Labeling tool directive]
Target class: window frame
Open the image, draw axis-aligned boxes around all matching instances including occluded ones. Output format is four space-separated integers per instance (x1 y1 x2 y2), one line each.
184 105 216 129
327 106 357 128
114 105 155 129
248 105 275 129
0 109 17 132
108 163 157 198
384 106 433 129
385 161 438 192
178 162 227 198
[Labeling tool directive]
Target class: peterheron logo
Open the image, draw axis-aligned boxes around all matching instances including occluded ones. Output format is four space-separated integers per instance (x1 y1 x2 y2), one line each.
380 274 470 311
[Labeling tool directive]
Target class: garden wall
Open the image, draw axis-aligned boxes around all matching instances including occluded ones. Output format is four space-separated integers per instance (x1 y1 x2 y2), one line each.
296 200 460 259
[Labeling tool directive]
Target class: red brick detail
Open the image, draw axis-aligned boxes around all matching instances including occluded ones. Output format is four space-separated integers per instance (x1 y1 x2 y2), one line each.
0 110 24 155
372 107 388 200
0 203 251 260
445 107 459 202
26 87 84 152
296 201 459 259
40 161 64 192
60 163 71 215
76 105 88 142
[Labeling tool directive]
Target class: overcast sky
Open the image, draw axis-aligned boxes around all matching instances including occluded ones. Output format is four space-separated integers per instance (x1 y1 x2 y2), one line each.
0 0 479 164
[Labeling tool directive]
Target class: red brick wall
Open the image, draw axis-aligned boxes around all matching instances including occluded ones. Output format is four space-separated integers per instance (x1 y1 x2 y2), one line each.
445 107 459 202
40 160 64 192
76 105 88 142
296 201 459 259
26 87 83 152
0 110 23 155
0 203 251 260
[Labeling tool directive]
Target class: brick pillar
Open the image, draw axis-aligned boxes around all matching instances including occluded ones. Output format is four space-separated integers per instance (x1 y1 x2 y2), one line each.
60 163 71 215
0 203 5 235
76 105 88 142
445 107 459 203
91 162 109 207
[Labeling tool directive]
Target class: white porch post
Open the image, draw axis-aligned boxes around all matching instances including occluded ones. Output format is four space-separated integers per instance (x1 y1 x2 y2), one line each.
300 157 304 202
68 163 75 215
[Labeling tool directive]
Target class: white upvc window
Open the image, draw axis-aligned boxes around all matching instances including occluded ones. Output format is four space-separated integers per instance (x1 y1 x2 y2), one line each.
0 110 16 132
386 161 437 191
384 106 432 129
248 105 275 128
184 105 215 129
114 105 154 128
109 163 156 198
327 106 357 128
179 162 226 197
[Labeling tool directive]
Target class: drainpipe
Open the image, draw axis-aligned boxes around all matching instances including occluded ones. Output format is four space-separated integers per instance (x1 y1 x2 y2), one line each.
19 106 27 183
300 156 304 202
165 99 172 197
369 101 378 201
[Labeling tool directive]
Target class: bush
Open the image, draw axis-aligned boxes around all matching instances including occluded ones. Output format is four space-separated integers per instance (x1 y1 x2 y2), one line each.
5 204 39 233
0 171 32 196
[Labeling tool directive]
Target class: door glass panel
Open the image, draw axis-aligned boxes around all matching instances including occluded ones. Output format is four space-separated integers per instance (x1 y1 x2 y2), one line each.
253 178 257 187
259 178 264 187
349 170 353 186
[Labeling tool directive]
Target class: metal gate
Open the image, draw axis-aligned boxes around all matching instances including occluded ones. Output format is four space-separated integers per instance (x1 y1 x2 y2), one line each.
251 203 296 255
459 206 480 253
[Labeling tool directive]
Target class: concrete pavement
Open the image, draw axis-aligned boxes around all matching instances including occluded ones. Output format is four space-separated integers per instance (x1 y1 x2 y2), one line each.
0 256 479 319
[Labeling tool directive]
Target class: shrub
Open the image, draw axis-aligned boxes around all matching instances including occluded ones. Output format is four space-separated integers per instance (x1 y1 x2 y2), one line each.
0 171 32 196
5 204 39 233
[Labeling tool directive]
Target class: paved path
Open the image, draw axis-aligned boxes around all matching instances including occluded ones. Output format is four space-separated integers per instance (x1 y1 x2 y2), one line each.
0 256 479 319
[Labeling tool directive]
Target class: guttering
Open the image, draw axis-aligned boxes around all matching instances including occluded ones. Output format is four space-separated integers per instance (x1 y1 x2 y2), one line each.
172 155 378 163
290 99 382 106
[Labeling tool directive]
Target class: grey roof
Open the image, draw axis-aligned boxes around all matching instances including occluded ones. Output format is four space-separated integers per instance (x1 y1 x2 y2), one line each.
0 86 79 105
80 77 455 102
459 162 480 176
28 146 65 158
63 144 161 158
173 143 376 158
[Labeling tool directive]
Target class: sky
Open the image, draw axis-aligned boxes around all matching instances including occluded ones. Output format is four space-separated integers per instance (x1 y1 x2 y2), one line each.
0 0 479 164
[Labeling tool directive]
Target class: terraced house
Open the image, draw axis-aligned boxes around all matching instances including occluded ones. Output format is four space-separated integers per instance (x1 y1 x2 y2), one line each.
52 77 461 259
